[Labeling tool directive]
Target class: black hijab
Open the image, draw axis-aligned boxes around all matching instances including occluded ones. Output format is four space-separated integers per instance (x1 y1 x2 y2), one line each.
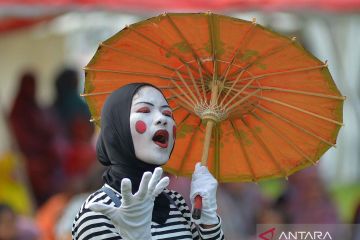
97 83 171 224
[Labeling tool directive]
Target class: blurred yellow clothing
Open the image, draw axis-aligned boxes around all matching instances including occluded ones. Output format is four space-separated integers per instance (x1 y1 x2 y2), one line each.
0 151 33 215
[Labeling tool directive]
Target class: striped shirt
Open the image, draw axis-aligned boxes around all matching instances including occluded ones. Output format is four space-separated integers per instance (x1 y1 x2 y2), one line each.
72 185 225 240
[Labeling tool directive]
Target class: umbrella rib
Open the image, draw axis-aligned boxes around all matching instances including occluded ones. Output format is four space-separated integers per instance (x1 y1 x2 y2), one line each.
81 91 112 97
255 104 336 147
220 18 257 84
230 120 257 181
84 67 179 81
208 12 218 83
172 106 181 112
100 43 194 78
231 63 328 83
218 69 246 106
169 79 197 107
240 117 289 179
219 38 297 105
81 86 177 97
229 85 345 100
169 89 199 115
185 64 204 102
226 89 262 113
177 112 192 127
250 111 316 165
127 26 210 79
227 37 297 79
178 120 202 174
197 59 208 102
167 93 188 101
175 70 199 104
222 78 259 109
166 14 212 77
257 95 344 126
229 88 344 126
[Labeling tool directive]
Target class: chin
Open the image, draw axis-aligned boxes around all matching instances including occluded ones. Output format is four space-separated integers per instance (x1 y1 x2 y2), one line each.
138 153 170 165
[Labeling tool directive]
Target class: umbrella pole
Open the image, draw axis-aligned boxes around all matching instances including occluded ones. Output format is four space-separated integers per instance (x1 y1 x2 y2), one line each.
193 83 219 220
201 82 219 165
200 120 215 165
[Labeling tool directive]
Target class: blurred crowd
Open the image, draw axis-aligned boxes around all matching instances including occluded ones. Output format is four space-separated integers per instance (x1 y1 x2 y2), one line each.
0 68 359 240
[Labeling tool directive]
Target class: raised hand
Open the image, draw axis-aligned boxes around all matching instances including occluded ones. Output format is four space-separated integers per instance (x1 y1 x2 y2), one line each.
87 167 169 240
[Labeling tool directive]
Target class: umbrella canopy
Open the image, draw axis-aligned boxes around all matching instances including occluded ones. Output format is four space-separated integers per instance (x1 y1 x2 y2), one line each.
83 12 344 182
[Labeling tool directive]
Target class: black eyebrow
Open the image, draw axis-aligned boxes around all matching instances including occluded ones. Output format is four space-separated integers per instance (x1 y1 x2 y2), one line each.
134 102 170 109
134 101 154 106
161 105 171 109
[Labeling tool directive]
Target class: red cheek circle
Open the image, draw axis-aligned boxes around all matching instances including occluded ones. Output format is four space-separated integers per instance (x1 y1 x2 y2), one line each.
135 120 147 134
173 125 177 140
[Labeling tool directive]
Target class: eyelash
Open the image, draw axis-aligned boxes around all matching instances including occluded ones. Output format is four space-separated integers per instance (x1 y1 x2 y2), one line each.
136 107 173 117
137 107 150 113
162 110 173 117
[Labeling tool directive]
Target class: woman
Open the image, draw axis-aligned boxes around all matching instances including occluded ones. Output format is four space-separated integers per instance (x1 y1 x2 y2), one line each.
72 83 225 239
9 71 60 206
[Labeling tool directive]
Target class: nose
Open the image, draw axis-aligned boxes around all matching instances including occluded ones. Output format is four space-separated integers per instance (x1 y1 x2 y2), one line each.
154 112 167 126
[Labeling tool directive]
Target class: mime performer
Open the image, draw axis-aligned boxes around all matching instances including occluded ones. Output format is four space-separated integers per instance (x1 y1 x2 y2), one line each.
72 83 225 240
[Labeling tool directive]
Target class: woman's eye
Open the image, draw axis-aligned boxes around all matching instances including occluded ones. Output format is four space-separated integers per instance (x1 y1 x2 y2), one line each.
137 107 150 113
162 110 173 117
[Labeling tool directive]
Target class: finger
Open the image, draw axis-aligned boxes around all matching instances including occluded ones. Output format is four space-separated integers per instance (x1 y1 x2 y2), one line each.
195 162 201 170
153 176 170 197
120 178 133 205
88 203 116 218
194 162 208 175
193 163 204 179
134 172 152 200
148 167 163 193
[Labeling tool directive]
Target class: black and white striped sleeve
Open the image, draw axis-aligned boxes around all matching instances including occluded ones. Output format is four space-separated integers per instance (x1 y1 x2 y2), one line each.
167 190 225 240
72 191 122 240
197 217 225 240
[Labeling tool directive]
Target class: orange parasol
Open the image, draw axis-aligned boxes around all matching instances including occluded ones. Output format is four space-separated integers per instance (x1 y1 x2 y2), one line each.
82 12 344 217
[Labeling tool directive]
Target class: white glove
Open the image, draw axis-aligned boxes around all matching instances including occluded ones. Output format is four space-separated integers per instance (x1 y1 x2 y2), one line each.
87 167 169 240
190 162 219 225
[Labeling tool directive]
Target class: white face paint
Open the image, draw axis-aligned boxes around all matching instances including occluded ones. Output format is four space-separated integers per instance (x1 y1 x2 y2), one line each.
130 86 176 165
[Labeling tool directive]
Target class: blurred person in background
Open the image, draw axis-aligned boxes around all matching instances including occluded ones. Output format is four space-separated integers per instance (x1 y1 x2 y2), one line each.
0 203 17 240
351 200 360 240
52 68 95 179
54 163 105 240
217 182 266 239
256 195 292 225
0 151 34 217
35 68 97 240
276 166 339 224
35 163 102 240
8 71 61 207
0 203 40 240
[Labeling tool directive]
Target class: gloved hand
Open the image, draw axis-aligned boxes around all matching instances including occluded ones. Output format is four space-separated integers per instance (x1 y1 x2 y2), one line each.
87 167 169 240
190 162 219 225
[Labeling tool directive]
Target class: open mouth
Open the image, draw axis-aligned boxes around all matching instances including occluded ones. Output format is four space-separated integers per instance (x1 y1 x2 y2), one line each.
152 130 169 148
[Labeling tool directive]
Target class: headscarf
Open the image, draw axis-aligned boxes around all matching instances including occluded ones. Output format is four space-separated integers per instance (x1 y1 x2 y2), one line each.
97 83 171 224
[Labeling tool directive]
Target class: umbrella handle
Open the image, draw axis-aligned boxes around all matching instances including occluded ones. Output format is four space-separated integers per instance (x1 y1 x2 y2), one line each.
192 83 219 221
192 195 202 220
192 121 212 220
191 121 213 221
